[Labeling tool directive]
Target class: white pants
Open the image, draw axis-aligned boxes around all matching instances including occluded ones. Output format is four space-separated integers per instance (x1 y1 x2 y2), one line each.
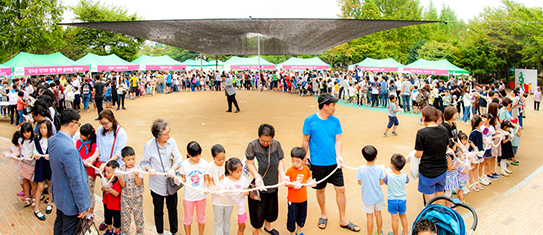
213 205 233 235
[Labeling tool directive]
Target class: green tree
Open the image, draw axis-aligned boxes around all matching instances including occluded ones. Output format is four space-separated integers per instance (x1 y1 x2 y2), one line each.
0 0 65 62
67 0 144 61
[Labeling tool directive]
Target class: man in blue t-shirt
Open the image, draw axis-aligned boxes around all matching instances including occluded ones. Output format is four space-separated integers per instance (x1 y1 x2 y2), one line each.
165 72 172 93
302 94 360 232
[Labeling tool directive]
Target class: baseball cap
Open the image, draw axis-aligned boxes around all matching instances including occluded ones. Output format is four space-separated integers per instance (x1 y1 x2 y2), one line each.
318 94 339 105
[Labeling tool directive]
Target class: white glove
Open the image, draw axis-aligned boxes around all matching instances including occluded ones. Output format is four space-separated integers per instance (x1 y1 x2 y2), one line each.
98 163 107 175
174 175 183 186
308 178 317 188
281 175 290 184
255 175 266 191
336 156 346 168
147 168 157 176
167 168 176 178
293 181 302 189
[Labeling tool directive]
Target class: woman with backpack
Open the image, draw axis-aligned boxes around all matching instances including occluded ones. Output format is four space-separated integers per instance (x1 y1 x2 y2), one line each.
81 78 92 113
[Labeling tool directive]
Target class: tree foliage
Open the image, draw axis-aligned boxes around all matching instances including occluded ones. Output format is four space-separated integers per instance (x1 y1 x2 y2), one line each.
0 0 65 62
67 0 145 61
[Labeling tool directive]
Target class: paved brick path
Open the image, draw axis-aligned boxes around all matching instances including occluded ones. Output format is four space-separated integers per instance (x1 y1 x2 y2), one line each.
463 165 543 235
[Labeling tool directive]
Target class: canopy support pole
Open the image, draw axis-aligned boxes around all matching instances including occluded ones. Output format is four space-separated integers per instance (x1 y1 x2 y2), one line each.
200 53 203 71
258 35 261 103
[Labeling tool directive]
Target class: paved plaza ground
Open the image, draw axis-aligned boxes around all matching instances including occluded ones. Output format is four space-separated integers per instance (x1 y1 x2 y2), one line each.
0 90 542 234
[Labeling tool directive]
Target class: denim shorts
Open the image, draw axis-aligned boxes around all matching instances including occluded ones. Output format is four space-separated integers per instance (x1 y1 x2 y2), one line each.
387 116 399 128
387 199 407 215
418 172 446 195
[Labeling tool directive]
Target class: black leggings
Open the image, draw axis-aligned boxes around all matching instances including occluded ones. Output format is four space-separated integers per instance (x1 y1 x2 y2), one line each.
104 204 121 228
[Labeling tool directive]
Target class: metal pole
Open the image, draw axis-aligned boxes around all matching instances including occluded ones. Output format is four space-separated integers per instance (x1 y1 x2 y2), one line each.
258 35 261 102
199 53 203 71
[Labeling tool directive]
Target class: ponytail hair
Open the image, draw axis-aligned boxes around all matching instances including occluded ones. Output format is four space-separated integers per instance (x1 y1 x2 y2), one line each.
224 157 242 176
80 123 97 143
11 130 22 146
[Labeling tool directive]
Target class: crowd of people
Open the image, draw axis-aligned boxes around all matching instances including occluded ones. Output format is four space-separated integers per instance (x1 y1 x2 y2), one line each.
0 67 535 235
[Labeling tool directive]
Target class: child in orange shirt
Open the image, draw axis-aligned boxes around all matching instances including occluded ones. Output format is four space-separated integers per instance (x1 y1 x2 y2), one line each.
285 147 316 235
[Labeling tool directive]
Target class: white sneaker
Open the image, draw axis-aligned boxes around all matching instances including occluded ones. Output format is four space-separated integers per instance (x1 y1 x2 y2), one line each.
501 171 510 177
480 178 490 186
463 187 470 195
505 169 512 174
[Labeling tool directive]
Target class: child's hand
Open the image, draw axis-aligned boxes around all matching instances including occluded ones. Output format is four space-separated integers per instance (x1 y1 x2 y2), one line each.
147 168 156 176
293 181 302 189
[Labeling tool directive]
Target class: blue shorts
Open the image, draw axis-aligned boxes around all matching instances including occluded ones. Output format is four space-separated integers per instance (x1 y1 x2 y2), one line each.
483 149 492 159
387 116 399 128
387 199 407 215
105 96 112 102
418 172 446 195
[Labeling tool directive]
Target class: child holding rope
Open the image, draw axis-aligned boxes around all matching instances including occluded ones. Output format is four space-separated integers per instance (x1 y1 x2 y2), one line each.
32 120 54 220
78 123 98 214
220 158 250 235
356 145 386 235
102 160 122 235
284 147 315 235
118 146 145 235
180 141 209 235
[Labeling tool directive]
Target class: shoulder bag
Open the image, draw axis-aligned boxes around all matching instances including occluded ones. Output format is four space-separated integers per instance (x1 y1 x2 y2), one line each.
156 140 183 195
248 141 271 201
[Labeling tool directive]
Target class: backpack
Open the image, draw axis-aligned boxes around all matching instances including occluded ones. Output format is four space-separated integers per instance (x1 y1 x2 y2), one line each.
416 91 424 104
82 83 90 95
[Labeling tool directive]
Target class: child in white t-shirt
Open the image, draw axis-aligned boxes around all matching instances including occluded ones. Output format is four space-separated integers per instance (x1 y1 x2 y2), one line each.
180 141 209 235
205 144 228 235
220 158 249 235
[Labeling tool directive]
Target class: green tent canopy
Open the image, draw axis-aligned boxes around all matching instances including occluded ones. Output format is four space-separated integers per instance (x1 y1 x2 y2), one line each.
181 59 215 67
348 58 404 72
0 64 11 76
208 60 224 67
224 56 276 70
278 57 330 70
403 59 469 75
76 53 138 72
131 55 187 71
2 52 90 75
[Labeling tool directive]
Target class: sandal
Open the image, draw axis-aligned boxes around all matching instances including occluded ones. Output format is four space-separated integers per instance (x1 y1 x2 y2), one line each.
470 185 479 192
318 218 328 229
99 221 107 230
264 228 280 235
340 222 361 232
46 204 53 214
23 198 32 207
511 161 519 166
34 211 46 221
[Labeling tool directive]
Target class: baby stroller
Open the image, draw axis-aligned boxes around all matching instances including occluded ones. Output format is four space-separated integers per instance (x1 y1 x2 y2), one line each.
412 196 477 235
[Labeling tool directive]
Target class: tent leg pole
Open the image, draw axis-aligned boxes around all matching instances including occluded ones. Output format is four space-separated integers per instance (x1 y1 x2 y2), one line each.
258 35 261 103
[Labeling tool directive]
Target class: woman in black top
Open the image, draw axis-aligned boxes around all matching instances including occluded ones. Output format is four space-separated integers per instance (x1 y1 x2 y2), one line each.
415 106 450 203
245 124 287 235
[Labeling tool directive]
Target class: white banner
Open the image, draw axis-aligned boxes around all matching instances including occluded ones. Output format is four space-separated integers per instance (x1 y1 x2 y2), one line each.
515 69 538 94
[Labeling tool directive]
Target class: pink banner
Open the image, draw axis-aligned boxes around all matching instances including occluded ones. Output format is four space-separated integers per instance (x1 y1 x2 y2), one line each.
0 67 11 76
403 68 448 76
97 64 139 72
229 65 276 70
282 65 329 70
144 65 187 71
24 65 90 75
356 67 398 72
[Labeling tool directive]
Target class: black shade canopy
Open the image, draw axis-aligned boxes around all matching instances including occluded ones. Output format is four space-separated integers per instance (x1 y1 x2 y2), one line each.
61 18 438 55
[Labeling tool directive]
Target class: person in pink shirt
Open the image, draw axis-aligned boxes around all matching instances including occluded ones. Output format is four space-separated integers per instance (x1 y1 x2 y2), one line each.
533 87 541 111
